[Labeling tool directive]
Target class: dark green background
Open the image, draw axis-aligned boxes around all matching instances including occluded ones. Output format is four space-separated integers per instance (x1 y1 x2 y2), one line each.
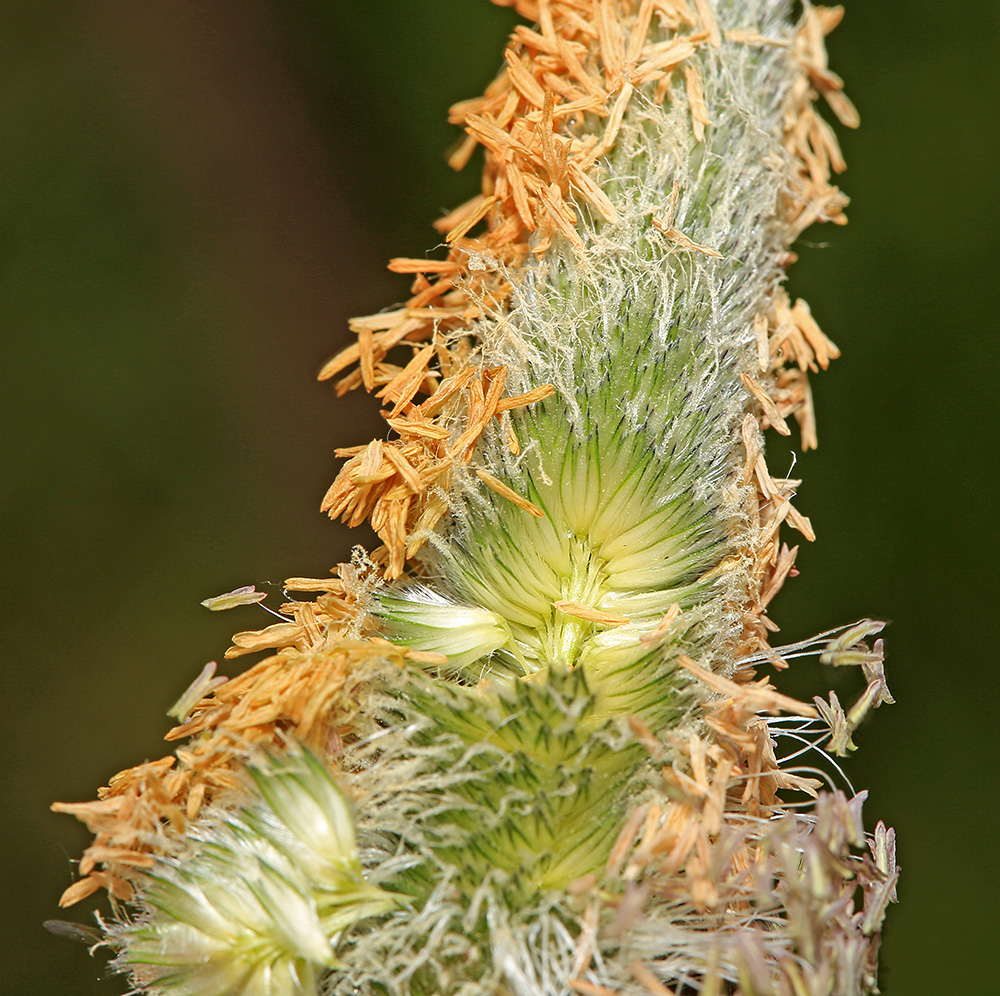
3 3 996 994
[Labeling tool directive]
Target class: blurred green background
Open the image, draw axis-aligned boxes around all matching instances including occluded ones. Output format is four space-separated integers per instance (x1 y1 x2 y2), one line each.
2 2 996 994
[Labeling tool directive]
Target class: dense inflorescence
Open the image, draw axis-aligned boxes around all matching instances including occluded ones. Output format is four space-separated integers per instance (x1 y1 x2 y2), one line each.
53 3 896 995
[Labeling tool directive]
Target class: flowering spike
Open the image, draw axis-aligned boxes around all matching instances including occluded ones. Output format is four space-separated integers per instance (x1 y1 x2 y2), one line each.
53 3 897 994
